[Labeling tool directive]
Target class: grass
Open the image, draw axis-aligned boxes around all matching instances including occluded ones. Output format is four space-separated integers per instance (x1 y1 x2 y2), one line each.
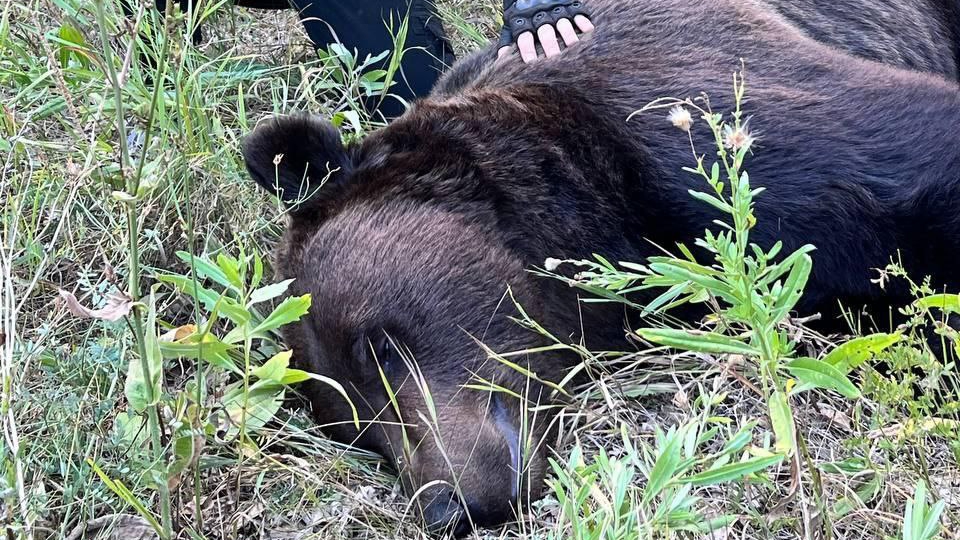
1 0 958 539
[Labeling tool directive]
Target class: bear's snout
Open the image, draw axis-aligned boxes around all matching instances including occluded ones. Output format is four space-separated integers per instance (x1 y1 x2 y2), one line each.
404 394 529 536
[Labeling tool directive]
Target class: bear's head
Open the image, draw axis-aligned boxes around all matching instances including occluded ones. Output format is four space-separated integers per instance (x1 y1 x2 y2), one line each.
242 115 574 535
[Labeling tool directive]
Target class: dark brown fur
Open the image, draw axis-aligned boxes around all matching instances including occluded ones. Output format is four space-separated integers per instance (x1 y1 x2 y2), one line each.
762 0 960 79
242 0 960 534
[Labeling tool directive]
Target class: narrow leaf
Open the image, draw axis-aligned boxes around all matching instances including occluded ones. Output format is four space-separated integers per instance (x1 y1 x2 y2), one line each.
768 391 796 455
642 428 684 504
638 328 759 355
682 454 785 486
770 253 812 322
787 357 861 398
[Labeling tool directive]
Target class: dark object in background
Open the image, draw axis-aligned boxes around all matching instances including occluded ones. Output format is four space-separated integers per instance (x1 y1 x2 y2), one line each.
119 0 454 117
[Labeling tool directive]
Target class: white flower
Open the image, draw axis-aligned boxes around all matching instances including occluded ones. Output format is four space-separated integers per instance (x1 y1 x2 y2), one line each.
667 105 694 132
544 257 563 271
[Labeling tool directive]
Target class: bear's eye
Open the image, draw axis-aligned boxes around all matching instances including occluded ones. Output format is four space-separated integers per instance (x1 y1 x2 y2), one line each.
353 330 402 382
371 333 395 370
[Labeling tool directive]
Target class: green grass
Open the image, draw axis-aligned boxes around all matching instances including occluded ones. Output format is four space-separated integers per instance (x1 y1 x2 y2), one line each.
1 1 958 539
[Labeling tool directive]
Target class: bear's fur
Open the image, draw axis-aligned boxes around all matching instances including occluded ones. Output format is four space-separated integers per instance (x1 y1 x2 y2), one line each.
762 0 960 79
242 0 960 534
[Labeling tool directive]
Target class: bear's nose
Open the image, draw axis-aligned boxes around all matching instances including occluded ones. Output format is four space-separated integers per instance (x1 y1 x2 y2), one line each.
420 487 470 537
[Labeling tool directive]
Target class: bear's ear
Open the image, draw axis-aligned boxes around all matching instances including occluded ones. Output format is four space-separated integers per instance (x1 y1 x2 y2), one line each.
242 115 353 213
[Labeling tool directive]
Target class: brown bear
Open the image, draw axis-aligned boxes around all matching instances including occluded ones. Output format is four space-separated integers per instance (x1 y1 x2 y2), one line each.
242 0 960 535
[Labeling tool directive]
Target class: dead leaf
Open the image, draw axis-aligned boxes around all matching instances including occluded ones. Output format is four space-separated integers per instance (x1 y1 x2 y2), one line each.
159 324 197 342
101 253 117 282
700 524 733 540
672 387 690 410
166 435 205 491
65 514 158 540
817 403 852 432
58 289 133 321
868 417 960 439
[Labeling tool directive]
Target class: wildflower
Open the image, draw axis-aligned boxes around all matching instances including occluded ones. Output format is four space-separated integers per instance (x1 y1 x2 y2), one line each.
722 120 756 151
544 257 563 271
667 105 694 132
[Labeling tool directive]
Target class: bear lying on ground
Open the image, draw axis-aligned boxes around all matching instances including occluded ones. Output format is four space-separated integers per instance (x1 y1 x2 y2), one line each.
242 0 960 535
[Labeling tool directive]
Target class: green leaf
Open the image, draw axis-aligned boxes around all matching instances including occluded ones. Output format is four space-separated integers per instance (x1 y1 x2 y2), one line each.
216 253 243 290
695 514 738 535
167 424 199 489
832 473 882 517
57 22 86 68
914 293 960 315
720 423 756 456
158 274 250 325
648 261 737 303
822 333 902 373
688 190 732 213
248 279 294 305
638 328 759 355
252 294 311 335
328 43 355 68
681 454 785 486
87 459 163 535
768 391 796 455
903 481 945 540
222 381 285 437
770 253 812 323
159 337 236 372
280 368 312 385
252 350 291 383
252 253 264 290
113 410 147 447
757 244 816 288
786 357 861 398
821 457 870 475
125 291 162 412
641 281 693 316
642 427 684 504
175 251 238 293
921 501 946 540
333 110 363 134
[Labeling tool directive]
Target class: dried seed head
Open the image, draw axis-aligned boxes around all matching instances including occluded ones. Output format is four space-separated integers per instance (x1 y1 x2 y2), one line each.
667 105 694 132
544 257 563 271
722 121 756 152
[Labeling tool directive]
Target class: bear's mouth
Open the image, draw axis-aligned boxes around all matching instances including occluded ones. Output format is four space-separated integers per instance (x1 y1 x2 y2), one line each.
490 394 522 499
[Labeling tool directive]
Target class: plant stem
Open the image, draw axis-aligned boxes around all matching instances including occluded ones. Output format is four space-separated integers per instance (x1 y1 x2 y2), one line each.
92 1 172 536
